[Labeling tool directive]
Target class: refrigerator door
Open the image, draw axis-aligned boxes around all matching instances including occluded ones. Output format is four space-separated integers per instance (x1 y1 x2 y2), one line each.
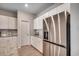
43 41 66 56
59 47 66 56
45 17 53 42
43 41 50 56
53 14 59 44
55 45 59 56
43 11 70 56
49 17 55 43
49 43 54 56
59 12 66 46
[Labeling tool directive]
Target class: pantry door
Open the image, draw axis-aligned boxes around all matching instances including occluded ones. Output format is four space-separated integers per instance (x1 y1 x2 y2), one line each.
21 21 31 46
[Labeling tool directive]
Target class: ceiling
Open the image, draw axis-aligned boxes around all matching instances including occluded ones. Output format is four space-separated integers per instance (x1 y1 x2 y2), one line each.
0 3 54 15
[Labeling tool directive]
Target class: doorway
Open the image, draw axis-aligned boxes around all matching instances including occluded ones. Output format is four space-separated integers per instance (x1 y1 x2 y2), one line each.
21 21 31 46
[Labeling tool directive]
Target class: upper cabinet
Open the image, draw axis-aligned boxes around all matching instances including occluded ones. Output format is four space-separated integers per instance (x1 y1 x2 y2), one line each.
0 15 8 29
33 18 38 29
33 17 43 29
8 17 17 29
0 15 17 29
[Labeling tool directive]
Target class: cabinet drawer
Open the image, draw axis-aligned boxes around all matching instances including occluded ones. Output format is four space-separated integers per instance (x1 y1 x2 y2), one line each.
8 48 18 56
0 48 8 56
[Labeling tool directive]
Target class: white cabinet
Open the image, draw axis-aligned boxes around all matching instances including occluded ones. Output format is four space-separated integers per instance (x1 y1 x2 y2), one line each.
0 15 17 29
0 37 8 56
33 18 43 29
33 18 38 29
8 37 17 49
37 18 43 29
7 37 18 56
31 36 43 53
8 17 17 29
0 37 18 56
0 15 8 29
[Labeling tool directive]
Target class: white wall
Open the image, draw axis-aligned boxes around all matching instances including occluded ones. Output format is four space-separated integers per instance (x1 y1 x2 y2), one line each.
71 3 79 56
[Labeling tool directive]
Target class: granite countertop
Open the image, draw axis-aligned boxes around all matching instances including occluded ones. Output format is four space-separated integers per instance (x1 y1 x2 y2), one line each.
31 35 39 37
33 35 39 37
0 35 17 38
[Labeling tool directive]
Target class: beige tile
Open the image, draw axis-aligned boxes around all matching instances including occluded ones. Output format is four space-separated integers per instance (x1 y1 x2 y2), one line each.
17 45 43 56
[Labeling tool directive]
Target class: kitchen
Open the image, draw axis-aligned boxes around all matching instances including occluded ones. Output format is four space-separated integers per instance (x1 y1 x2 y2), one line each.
0 3 70 56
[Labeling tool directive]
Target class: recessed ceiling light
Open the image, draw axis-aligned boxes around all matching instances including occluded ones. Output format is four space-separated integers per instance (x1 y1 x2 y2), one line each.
25 4 28 7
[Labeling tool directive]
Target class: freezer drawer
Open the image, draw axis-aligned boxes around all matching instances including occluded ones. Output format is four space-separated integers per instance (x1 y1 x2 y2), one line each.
49 43 54 56
43 41 66 56
49 43 66 56
59 47 66 56
43 41 50 56
54 45 66 56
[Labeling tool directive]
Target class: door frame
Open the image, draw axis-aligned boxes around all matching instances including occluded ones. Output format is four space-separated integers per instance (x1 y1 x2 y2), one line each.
21 20 31 46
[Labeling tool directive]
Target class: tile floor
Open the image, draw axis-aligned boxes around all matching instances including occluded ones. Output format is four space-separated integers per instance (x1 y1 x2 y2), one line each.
18 45 43 56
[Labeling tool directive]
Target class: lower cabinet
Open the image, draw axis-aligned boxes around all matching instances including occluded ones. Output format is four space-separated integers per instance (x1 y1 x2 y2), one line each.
7 48 18 56
7 37 18 56
31 36 43 53
0 37 18 56
0 38 8 56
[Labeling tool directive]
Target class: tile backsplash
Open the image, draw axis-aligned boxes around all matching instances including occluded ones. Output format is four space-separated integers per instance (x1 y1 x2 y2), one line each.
0 30 17 37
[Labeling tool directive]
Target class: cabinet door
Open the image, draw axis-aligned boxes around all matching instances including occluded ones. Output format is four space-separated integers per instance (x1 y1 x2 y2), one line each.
31 36 35 46
37 18 43 29
0 38 8 56
7 37 18 56
8 17 17 29
0 15 8 29
8 37 17 49
8 48 18 56
33 19 38 29
37 37 43 53
13 37 17 48
31 36 43 53
34 18 43 29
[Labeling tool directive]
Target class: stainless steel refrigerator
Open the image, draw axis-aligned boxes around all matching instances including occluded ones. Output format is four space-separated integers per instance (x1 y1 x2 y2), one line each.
43 11 70 56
